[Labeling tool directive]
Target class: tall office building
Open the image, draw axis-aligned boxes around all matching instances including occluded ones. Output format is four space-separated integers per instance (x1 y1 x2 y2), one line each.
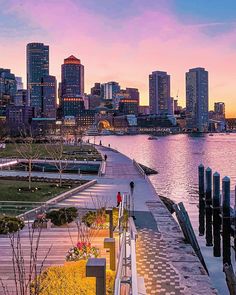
91 83 102 96
102 82 120 100
125 88 140 104
61 55 84 97
15 77 23 90
61 55 85 117
41 75 57 118
149 71 171 115
27 43 49 116
214 102 225 120
0 68 17 116
186 67 209 132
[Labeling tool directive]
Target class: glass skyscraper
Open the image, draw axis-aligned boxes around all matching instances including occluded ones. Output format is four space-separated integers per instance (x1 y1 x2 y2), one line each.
61 55 85 117
186 67 209 132
27 42 49 116
149 71 171 115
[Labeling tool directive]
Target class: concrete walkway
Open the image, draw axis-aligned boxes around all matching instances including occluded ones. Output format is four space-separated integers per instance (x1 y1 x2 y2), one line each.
0 146 218 294
58 145 218 294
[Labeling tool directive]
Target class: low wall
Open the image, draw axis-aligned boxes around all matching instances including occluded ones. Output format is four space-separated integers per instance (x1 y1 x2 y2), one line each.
18 179 97 219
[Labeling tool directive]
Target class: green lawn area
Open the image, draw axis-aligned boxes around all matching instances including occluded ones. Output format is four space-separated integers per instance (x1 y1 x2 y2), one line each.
0 179 81 215
0 143 102 161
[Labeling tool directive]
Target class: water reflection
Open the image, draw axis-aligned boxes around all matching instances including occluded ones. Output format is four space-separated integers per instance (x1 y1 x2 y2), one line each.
94 133 236 295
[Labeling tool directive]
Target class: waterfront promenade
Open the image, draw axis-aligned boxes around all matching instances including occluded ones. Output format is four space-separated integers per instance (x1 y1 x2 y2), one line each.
58 145 218 295
0 145 218 294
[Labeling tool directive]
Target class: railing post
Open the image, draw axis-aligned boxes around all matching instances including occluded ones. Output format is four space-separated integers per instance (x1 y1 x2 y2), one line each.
198 164 205 200
104 238 116 271
86 258 106 295
106 208 113 238
213 172 221 257
222 176 231 266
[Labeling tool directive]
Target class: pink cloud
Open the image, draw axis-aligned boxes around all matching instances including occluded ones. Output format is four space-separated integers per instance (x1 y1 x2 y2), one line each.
1 0 236 116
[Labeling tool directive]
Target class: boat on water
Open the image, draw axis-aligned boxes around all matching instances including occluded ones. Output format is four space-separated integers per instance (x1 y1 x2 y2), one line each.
100 129 112 136
116 131 125 135
86 127 99 136
148 136 158 140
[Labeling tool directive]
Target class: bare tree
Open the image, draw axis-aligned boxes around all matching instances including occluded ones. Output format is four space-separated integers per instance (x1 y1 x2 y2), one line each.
15 131 41 190
44 137 68 187
0 222 52 295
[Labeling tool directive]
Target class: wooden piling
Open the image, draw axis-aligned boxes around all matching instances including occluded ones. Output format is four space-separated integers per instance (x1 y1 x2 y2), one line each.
198 164 205 236
205 167 213 246
213 172 221 257
222 176 231 266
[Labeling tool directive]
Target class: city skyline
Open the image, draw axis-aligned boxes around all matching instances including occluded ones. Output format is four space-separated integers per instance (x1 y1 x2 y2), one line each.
0 0 236 116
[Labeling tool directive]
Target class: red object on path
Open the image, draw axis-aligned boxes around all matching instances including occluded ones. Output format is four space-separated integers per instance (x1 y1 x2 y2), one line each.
117 192 122 205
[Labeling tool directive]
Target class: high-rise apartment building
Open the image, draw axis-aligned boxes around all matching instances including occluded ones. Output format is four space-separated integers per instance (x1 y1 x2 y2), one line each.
41 75 57 118
149 71 171 115
27 42 49 116
102 82 120 100
214 102 225 120
60 55 85 117
186 67 209 132
0 68 17 116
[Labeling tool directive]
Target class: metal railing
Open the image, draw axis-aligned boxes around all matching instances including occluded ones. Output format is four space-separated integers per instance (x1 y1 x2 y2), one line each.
114 216 139 295
132 159 146 179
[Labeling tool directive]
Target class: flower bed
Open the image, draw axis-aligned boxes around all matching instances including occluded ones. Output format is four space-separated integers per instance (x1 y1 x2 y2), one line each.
31 260 115 295
66 241 99 261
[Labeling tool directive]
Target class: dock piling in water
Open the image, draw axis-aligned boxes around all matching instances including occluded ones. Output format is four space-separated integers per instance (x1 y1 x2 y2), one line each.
198 164 205 236
205 167 213 246
222 176 231 266
213 172 221 257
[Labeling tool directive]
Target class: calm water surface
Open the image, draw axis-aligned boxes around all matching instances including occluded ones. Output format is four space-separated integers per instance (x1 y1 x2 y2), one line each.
94 133 236 295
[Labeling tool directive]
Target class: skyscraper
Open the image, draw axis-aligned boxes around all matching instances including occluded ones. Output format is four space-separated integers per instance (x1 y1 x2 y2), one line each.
214 102 225 120
186 67 209 132
61 55 85 117
61 55 84 97
102 82 120 100
41 75 57 118
27 43 49 116
0 68 17 116
149 71 171 115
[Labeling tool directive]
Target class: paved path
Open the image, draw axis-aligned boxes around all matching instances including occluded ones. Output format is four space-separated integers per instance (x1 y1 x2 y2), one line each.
57 146 217 294
0 145 218 294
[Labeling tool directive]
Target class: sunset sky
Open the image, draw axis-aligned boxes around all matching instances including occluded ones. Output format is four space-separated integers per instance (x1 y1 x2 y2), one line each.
0 0 236 117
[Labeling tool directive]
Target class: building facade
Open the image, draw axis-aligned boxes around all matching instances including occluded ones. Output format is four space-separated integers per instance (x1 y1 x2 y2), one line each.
27 43 49 116
60 55 85 117
214 102 225 121
41 75 57 118
0 68 17 117
186 67 209 132
102 82 120 100
149 71 171 115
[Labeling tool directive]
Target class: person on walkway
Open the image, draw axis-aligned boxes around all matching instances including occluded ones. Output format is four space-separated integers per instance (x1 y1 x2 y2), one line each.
129 181 134 196
116 192 122 207
104 154 107 161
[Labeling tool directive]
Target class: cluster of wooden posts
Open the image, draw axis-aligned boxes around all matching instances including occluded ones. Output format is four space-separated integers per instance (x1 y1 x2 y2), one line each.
198 164 236 294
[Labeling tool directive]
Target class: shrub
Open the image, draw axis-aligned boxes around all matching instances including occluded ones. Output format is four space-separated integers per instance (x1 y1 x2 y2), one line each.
46 207 78 226
0 216 25 234
82 207 129 229
32 260 115 295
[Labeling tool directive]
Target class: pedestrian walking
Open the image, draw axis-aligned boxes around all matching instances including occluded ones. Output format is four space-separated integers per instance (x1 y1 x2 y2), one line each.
129 181 135 219
104 154 107 161
116 192 122 207
129 181 134 195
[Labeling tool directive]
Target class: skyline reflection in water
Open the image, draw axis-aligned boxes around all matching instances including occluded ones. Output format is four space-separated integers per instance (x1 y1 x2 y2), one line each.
95 133 236 206
93 133 236 295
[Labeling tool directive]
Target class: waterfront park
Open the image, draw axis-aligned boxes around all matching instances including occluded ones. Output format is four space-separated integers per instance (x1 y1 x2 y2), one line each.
0 136 221 295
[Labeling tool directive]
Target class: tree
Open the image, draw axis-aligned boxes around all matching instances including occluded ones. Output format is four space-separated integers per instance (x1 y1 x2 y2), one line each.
44 137 68 187
15 131 41 190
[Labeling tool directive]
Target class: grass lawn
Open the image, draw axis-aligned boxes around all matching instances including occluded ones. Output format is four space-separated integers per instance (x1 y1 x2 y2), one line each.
0 179 82 215
0 144 102 161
